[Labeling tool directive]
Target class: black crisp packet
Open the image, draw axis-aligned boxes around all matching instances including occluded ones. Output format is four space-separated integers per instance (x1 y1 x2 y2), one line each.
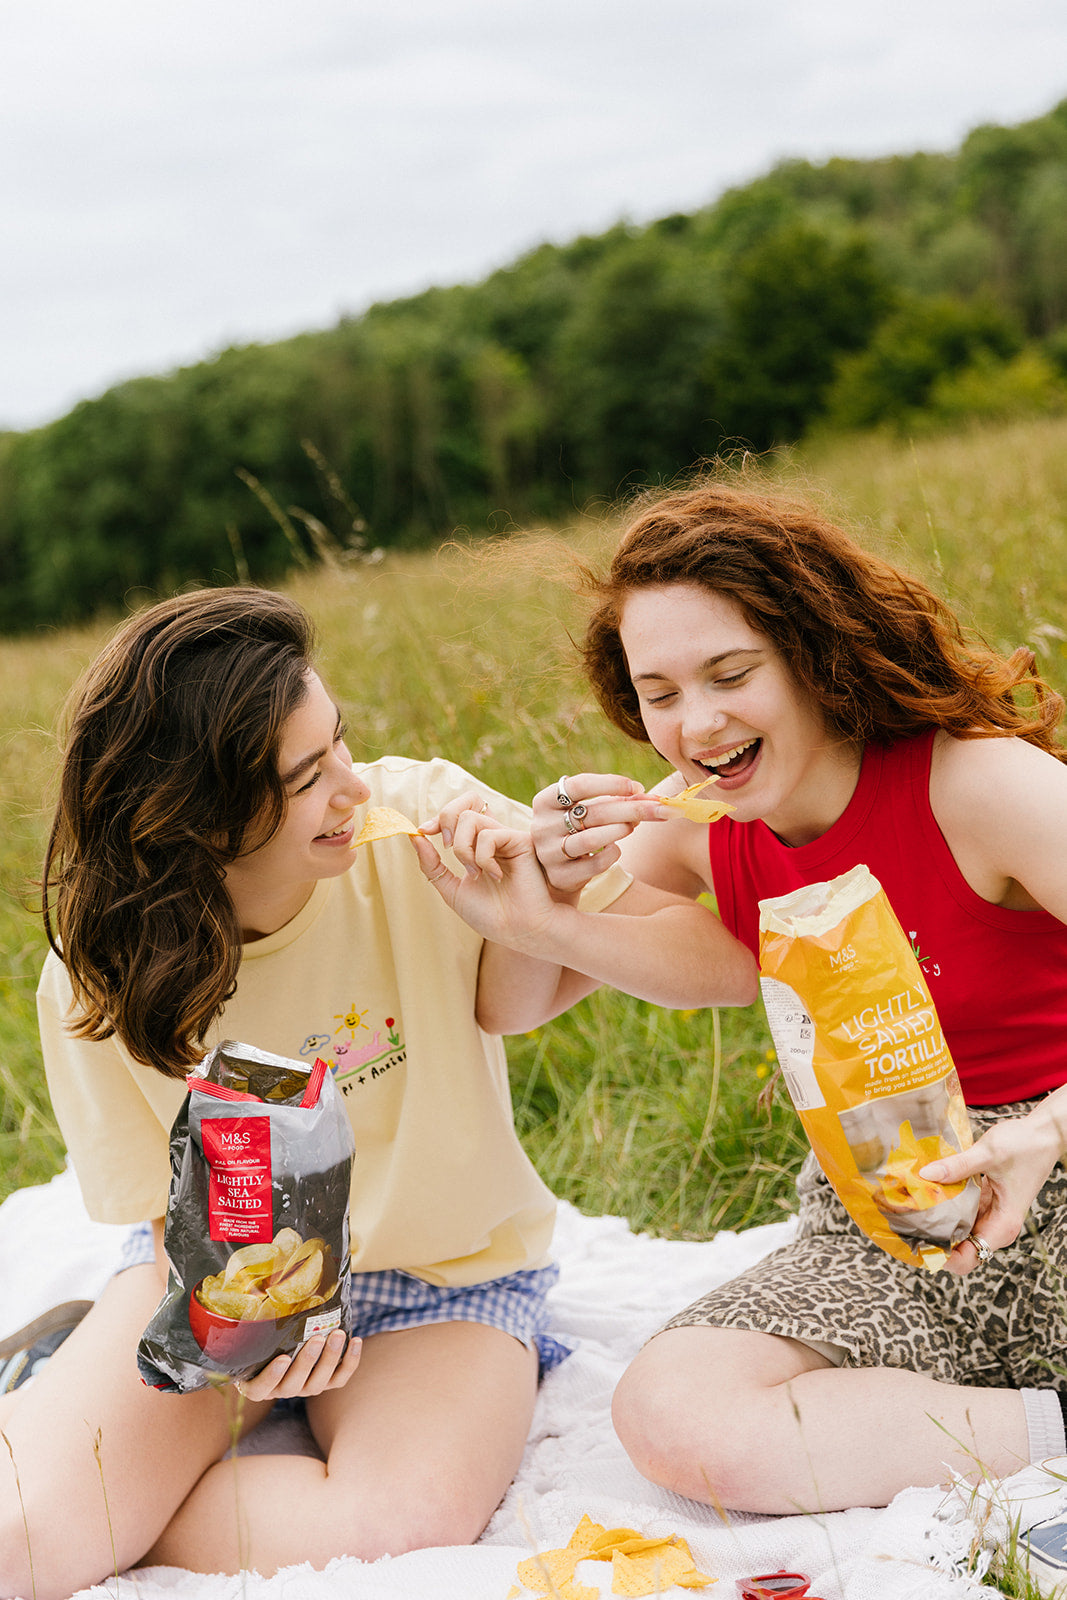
137 1040 356 1393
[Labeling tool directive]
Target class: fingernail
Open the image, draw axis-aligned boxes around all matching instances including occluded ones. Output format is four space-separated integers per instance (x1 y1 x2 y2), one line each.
442 829 453 847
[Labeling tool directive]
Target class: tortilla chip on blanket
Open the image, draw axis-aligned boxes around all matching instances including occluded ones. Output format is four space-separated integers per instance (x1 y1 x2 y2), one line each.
514 1515 715 1597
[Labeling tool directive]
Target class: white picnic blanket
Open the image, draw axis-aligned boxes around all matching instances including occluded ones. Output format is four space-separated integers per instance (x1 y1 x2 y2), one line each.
0 1170 1000 1600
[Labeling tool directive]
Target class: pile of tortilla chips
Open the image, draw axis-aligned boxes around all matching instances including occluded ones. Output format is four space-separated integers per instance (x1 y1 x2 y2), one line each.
652 779 734 826
195 1228 334 1322
872 1122 967 1215
509 1514 715 1599
351 806 421 847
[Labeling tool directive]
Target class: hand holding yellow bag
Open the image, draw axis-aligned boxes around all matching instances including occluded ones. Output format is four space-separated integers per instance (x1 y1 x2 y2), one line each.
758 864 980 1271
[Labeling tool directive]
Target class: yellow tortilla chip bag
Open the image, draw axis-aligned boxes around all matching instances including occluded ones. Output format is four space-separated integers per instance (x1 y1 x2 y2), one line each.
758 864 979 1271
351 806 421 847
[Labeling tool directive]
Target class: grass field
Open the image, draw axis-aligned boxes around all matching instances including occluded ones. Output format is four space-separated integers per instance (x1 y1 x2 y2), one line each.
2 414 1066 1245
3 415 1065 1596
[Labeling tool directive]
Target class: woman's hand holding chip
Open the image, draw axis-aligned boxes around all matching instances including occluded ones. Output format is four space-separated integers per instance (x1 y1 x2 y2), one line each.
412 813 561 948
422 790 503 850
235 1329 363 1403
530 772 670 895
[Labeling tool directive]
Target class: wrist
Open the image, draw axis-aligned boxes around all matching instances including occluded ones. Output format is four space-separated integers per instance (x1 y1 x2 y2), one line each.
1023 1093 1067 1165
507 899 581 963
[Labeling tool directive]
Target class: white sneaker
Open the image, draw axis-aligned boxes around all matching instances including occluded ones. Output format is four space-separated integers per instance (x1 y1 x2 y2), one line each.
1021 1512 1067 1598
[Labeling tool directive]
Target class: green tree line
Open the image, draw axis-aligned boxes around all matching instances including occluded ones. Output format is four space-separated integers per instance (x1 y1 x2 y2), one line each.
3 99 1067 632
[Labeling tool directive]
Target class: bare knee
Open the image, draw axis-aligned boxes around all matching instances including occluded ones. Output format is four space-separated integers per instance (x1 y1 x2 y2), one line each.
331 1476 493 1562
612 1329 819 1512
613 1347 731 1502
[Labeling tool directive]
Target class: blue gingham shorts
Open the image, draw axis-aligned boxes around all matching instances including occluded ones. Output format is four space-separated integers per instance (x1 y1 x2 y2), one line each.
118 1223 570 1377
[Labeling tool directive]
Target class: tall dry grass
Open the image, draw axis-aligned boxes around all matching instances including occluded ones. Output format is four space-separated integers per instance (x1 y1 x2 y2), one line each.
2 416 1065 1243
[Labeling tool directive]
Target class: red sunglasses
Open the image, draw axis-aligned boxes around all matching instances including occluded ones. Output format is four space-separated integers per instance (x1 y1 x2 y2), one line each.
736 1574 825 1600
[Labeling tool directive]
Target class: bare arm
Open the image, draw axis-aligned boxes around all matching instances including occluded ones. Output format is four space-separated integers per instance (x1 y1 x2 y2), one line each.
411 808 756 1035
920 734 1067 1271
474 875 758 1033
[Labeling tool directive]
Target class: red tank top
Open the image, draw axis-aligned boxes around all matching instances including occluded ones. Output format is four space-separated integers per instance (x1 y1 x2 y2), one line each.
708 731 1067 1105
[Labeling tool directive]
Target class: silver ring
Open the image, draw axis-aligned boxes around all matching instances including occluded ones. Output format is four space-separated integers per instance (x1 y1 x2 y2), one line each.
556 776 574 809
563 808 585 835
967 1231 994 1264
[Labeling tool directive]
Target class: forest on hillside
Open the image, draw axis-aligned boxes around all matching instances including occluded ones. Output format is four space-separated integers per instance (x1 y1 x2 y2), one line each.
2 99 1067 633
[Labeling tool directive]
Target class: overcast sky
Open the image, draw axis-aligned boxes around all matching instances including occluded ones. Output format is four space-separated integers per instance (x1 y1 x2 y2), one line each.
3 0 1066 431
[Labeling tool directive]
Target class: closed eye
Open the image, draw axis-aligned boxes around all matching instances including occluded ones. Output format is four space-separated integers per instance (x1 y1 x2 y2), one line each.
290 720 350 794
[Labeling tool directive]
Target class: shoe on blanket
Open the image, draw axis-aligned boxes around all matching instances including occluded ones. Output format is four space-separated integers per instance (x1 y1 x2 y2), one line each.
1024 1500 1067 1599
0 1300 94 1393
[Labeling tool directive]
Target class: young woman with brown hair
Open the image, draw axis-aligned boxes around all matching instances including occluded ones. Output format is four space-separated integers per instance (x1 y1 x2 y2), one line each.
0 585 754 1600
530 479 1067 1516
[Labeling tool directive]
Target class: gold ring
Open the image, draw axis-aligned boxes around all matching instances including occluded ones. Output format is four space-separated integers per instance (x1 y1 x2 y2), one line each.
967 1231 994 1264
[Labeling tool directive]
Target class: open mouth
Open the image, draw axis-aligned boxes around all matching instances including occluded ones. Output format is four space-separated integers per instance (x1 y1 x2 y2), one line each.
696 738 761 782
317 818 353 841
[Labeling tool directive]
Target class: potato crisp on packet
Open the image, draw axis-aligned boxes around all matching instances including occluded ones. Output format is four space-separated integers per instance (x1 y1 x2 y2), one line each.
758 865 979 1271
138 1040 356 1392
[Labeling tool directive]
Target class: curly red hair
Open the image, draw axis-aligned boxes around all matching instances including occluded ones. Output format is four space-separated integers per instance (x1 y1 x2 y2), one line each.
578 482 1064 755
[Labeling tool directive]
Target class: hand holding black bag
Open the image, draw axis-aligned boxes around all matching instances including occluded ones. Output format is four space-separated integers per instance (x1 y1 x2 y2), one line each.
138 1040 356 1394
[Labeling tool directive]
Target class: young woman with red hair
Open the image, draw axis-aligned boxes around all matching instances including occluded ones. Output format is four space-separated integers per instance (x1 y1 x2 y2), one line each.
531 480 1067 1516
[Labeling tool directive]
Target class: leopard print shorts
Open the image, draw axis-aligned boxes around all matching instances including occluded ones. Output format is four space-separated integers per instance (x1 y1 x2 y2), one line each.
661 1102 1067 1392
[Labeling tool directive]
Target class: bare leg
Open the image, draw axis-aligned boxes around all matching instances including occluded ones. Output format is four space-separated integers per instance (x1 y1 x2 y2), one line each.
0 1265 271 1600
612 1326 1030 1514
147 1319 539 1574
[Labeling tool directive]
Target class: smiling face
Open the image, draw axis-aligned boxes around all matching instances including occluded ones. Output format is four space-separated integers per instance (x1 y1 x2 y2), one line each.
619 584 862 845
223 670 370 938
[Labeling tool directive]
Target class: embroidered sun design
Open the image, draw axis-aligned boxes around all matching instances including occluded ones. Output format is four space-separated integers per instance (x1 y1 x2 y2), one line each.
333 1004 369 1039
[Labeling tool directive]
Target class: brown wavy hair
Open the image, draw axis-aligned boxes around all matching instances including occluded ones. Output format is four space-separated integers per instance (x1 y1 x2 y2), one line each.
43 587 317 1077
577 481 1064 757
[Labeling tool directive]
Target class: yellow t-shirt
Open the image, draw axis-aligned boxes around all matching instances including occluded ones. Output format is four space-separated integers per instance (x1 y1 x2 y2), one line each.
38 757 629 1286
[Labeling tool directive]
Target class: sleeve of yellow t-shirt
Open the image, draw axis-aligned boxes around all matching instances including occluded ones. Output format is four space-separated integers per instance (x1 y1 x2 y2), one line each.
37 952 182 1223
